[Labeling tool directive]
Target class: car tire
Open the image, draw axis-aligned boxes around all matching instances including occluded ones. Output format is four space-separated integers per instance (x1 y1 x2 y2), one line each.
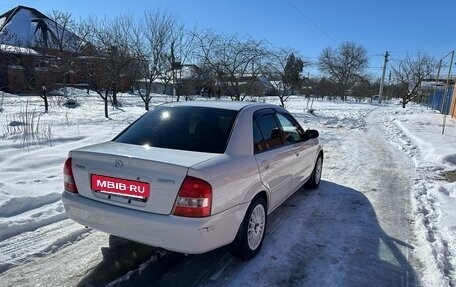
229 196 267 260
305 154 323 189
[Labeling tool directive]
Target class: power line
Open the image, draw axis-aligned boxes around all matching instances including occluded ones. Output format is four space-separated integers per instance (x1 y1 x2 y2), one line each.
301 53 383 60
388 51 453 58
285 0 338 45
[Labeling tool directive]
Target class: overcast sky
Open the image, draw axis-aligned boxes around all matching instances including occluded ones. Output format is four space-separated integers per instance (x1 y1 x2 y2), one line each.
3 0 456 77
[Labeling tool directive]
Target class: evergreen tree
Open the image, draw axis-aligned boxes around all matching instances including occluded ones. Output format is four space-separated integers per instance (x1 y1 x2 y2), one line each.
279 53 303 106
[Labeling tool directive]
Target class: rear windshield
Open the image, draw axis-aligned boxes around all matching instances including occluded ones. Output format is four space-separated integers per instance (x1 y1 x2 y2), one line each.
114 106 238 153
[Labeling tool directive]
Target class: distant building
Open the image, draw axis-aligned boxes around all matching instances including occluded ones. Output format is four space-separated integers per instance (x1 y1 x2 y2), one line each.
0 5 130 93
215 74 277 98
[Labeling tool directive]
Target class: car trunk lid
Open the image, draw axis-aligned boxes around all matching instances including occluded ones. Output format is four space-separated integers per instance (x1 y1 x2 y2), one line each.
69 141 220 215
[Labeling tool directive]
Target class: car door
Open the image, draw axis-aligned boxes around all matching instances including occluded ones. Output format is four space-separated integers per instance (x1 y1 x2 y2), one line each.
275 112 316 192
253 109 295 210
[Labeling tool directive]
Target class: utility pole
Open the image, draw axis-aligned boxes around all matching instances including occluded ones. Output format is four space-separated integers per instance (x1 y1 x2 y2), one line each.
386 71 392 100
378 51 389 103
431 59 442 110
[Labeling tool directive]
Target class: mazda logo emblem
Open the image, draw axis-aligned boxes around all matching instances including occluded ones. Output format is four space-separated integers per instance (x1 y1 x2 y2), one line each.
115 160 123 168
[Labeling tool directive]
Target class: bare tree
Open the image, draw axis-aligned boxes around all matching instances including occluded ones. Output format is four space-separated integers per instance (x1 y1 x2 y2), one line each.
351 76 379 102
265 48 308 106
390 53 437 108
47 11 91 93
31 10 93 112
129 10 174 109
318 41 368 101
20 51 52 113
127 10 196 107
313 77 338 100
0 32 22 92
160 20 196 102
84 14 136 118
196 31 268 101
3 10 90 112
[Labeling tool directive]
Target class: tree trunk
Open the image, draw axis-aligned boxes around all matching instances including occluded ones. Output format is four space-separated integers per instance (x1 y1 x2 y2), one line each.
279 96 285 107
112 90 118 106
145 100 149 111
44 92 48 113
104 97 109 118
279 88 288 107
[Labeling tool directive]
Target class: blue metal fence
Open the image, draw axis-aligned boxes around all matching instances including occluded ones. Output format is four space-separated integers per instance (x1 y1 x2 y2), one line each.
428 86 453 114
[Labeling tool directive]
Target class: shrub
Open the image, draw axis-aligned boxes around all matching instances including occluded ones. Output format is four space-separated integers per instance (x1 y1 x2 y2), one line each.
63 98 80 109
2 101 53 148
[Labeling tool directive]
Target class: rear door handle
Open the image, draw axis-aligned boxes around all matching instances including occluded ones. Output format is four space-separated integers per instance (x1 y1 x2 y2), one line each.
261 160 270 170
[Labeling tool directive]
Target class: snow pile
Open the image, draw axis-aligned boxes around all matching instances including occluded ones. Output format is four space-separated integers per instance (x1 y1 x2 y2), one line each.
275 98 376 130
381 104 456 286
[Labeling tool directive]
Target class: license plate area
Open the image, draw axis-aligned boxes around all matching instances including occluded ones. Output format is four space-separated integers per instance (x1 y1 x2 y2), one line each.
91 174 150 201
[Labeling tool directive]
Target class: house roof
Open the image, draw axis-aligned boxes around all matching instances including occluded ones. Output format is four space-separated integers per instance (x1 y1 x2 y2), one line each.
0 5 87 52
180 65 199 79
0 43 41 55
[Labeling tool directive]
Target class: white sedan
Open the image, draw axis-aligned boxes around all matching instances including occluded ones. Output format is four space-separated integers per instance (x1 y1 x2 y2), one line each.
62 101 323 260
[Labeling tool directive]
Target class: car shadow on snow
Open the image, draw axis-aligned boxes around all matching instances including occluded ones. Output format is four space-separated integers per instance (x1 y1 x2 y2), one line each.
263 180 421 287
77 180 420 287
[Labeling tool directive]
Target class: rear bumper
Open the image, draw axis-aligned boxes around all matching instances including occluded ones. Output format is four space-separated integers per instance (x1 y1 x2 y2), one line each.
62 191 248 254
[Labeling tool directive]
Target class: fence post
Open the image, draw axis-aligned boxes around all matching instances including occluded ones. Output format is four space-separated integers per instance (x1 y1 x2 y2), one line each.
442 51 454 134
451 85 456 118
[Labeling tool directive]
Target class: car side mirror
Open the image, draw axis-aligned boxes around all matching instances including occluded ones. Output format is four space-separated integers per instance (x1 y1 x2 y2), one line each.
303 129 319 141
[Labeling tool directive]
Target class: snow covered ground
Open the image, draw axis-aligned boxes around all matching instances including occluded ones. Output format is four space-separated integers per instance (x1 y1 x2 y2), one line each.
0 89 454 286
381 106 456 285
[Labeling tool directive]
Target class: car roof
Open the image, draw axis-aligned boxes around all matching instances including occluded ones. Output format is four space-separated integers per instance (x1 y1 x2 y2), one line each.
158 100 280 111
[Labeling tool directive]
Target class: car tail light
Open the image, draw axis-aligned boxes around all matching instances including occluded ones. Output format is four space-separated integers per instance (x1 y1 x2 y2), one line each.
172 176 212 218
64 157 78 193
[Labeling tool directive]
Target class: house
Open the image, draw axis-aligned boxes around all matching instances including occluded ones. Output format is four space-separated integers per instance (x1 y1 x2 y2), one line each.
0 5 131 93
216 73 276 98
0 44 41 92
137 64 213 97
1 6 78 92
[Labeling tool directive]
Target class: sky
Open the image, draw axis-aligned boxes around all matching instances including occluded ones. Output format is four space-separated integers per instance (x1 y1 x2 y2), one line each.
2 0 456 77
